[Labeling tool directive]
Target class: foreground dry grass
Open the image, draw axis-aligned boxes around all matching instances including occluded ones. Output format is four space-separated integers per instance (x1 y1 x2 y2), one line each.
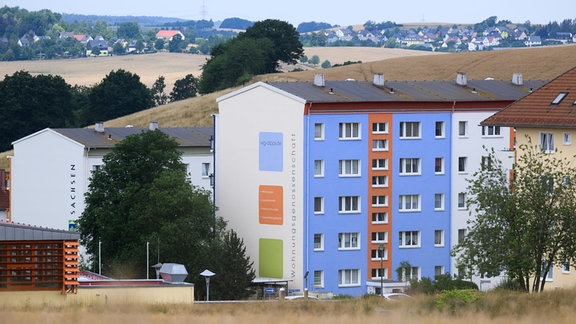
3 290 576 324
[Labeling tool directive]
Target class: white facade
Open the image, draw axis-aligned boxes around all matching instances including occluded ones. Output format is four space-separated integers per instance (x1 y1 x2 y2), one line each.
11 126 213 231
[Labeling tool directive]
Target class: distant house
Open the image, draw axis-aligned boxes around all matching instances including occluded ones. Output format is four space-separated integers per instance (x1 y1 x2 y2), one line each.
155 30 185 41
525 36 542 47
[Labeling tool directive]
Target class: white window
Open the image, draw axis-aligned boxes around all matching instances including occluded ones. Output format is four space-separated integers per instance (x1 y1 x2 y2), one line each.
338 269 360 286
435 266 444 277
338 232 360 249
339 122 360 139
435 157 444 174
458 193 466 209
314 123 324 140
458 121 468 136
372 268 388 280
372 212 388 224
372 175 388 187
563 261 571 273
401 266 420 281
434 230 444 246
399 122 421 138
339 160 360 177
482 126 501 136
458 229 467 243
399 195 420 212
399 158 420 175
434 193 444 211
371 248 388 260
372 122 388 134
314 197 324 214
372 139 388 151
458 157 467 173
314 160 324 177
399 231 420 247
339 196 360 213
313 233 324 251
372 158 388 170
371 231 388 243
564 132 572 145
435 121 445 138
372 195 388 207
201 162 210 177
541 132 554 153
552 92 568 105
313 270 324 287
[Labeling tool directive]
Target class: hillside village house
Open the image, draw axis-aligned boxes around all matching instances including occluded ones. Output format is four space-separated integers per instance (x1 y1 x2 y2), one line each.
155 30 185 41
10 123 213 231
215 73 545 296
482 66 576 289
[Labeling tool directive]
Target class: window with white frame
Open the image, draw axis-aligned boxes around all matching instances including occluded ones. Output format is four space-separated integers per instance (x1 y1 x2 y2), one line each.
435 121 445 138
339 196 360 213
202 162 210 177
434 230 444 246
458 192 466 209
371 248 387 260
458 229 467 243
399 158 420 175
371 231 388 243
338 232 360 249
399 231 420 247
371 268 388 280
434 193 444 211
399 194 420 211
372 175 388 187
372 158 388 170
564 132 572 145
314 160 324 177
314 123 324 140
562 261 571 273
339 159 360 176
541 262 554 281
372 212 388 224
314 197 324 214
458 121 468 136
458 156 467 173
540 132 554 153
482 125 501 136
313 233 324 251
401 266 420 281
399 121 421 138
313 270 324 287
372 195 388 207
338 269 360 286
435 266 444 277
372 139 388 151
435 157 444 174
372 122 388 134
339 122 360 139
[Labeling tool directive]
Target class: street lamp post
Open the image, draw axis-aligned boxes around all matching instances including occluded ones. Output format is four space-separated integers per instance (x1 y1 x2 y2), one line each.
200 269 215 302
378 243 385 296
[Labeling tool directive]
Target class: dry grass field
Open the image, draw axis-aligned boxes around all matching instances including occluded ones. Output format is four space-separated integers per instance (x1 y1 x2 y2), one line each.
3 290 576 324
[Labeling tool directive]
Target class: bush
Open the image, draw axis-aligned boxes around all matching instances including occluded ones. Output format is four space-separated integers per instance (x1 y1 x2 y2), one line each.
435 290 482 314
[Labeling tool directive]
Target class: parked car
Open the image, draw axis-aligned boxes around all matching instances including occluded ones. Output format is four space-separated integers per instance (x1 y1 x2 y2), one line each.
382 293 411 301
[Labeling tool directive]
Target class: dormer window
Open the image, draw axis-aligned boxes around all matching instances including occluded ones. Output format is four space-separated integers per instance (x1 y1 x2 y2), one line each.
551 92 568 105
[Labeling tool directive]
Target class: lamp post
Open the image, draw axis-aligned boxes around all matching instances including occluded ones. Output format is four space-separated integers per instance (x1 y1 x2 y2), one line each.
98 241 102 275
378 243 385 296
200 269 215 302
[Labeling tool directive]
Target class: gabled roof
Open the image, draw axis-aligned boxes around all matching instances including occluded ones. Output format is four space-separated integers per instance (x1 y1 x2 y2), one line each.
482 66 576 128
156 30 182 38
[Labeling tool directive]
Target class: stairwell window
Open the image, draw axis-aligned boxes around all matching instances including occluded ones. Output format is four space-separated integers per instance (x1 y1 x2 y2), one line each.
372 195 388 207
372 212 388 224
372 139 388 151
372 158 388 170
372 122 388 134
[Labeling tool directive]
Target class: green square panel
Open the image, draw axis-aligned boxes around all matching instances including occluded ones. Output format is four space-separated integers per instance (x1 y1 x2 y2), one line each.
259 238 283 278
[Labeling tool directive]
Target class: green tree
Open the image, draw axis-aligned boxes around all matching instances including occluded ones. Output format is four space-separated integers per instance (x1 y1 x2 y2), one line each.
154 38 165 51
169 33 184 52
309 55 320 65
117 21 141 40
453 139 576 292
321 60 331 68
151 76 168 106
169 74 199 102
85 69 153 124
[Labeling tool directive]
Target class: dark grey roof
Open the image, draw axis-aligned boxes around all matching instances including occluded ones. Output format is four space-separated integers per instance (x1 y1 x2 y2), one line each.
53 126 213 149
269 79 547 103
0 220 80 241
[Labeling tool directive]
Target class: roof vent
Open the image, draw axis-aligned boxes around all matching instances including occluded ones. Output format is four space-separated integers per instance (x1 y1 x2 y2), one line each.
149 121 159 131
95 122 104 133
373 73 385 87
512 73 523 85
159 263 188 282
456 72 467 86
314 74 325 87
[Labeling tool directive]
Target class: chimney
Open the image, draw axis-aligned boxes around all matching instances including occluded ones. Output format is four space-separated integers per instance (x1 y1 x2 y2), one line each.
313 74 325 87
456 72 467 86
149 121 159 131
512 73 523 85
373 73 385 87
95 122 104 133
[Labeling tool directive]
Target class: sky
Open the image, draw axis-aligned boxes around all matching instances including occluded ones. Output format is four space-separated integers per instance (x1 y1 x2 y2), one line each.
2 0 573 26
